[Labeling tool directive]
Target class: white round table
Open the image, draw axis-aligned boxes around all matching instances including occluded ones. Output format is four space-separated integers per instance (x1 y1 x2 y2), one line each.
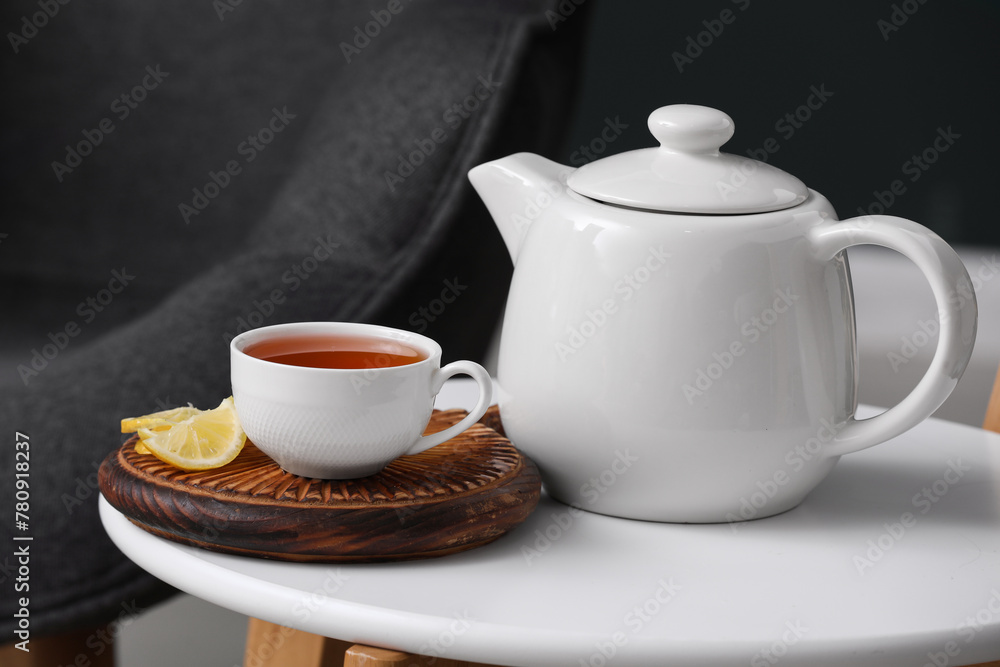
100 381 1000 666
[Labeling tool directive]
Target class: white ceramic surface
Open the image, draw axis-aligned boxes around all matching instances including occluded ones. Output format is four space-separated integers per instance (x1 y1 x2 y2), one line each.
468 104 978 523
99 381 1000 667
230 322 491 478
566 104 808 214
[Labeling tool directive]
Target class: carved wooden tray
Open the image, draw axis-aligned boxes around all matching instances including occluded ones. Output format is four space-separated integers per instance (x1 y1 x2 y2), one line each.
99 407 540 562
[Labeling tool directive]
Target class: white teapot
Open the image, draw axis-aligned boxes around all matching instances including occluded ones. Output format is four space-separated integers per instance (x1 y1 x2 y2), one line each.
469 104 977 523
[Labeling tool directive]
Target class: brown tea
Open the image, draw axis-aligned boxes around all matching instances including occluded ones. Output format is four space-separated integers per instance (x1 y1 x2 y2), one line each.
244 334 427 369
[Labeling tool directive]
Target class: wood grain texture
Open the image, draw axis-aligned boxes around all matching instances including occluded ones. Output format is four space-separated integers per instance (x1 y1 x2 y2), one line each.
99 407 540 562
344 644 499 667
244 618 352 667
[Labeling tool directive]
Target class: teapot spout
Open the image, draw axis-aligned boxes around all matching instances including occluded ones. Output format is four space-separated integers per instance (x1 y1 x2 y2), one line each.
468 153 572 265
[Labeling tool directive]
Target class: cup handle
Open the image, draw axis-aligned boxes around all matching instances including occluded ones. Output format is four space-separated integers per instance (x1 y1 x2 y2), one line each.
808 214 977 457
405 360 494 455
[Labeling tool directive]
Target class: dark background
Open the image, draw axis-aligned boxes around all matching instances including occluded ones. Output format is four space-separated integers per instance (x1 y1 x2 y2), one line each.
558 0 998 246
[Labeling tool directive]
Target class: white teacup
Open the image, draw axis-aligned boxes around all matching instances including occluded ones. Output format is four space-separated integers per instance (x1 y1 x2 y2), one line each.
230 322 493 479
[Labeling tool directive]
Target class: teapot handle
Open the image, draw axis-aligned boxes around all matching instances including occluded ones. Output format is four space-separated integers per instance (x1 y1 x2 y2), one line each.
808 215 977 457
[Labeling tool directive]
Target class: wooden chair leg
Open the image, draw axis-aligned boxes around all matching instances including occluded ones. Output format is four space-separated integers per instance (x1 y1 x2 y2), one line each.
343 645 414 667
983 362 1000 433
344 643 498 667
0 625 116 667
243 617 352 667
342 644 1000 667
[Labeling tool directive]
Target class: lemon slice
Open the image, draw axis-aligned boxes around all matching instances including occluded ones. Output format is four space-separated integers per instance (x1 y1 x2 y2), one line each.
122 405 200 454
121 405 199 434
122 404 198 455
123 397 246 470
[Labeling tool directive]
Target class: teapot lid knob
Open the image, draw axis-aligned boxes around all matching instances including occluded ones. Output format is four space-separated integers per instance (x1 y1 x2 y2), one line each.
567 103 809 214
648 105 734 154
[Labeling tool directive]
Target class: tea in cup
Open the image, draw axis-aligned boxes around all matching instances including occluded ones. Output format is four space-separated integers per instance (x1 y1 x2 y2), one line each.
230 322 493 479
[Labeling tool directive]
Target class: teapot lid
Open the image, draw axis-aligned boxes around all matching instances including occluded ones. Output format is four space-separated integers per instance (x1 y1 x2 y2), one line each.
566 105 808 214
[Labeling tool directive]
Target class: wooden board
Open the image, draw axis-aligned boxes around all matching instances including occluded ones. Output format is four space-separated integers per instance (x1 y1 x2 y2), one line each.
99 407 540 562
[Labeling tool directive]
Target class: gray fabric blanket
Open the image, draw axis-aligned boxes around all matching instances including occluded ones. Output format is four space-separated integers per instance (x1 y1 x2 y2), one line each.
0 0 586 637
